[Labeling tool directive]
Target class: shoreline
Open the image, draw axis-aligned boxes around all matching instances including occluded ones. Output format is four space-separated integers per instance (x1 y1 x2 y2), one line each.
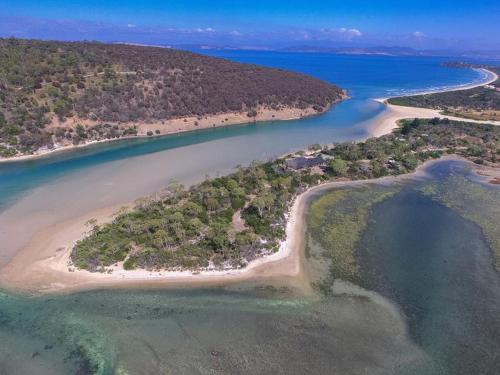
0 156 462 295
0 187 307 295
0 68 497 295
385 68 497 98
0 101 345 164
369 68 500 137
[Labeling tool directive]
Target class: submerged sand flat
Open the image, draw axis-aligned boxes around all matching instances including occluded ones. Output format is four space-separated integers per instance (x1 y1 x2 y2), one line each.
0 69 496 294
0 157 452 294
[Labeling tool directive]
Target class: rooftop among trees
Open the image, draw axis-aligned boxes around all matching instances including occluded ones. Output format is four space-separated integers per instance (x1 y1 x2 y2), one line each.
72 118 500 273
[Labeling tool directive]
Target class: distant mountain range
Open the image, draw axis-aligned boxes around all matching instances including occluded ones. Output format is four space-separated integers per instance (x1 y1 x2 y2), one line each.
143 43 500 60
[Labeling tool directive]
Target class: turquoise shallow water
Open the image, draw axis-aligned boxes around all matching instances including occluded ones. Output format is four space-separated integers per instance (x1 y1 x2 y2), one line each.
0 53 498 374
0 53 489 269
0 53 487 210
0 288 421 374
1 160 499 374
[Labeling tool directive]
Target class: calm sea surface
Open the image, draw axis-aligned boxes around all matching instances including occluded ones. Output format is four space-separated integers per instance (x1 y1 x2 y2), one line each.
0 53 498 374
0 53 487 210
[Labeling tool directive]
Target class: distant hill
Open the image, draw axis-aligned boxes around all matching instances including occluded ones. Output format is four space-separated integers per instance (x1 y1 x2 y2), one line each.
278 46 419 56
180 44 500 60
0 38 344 157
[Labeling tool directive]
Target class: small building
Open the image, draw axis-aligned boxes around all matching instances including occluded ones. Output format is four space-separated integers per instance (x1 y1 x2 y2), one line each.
285 155 325 170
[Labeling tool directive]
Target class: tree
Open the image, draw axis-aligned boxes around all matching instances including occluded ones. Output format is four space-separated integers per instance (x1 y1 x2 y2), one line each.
328 158 348 176
152 229 172 249
401 154 418 170
75 124 87 138
370 160 387 178
252 193 275 217
401 118 421 135
182 202 203 217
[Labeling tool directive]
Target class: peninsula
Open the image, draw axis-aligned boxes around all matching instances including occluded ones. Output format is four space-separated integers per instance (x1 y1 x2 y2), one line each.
369 67 499 137
387 66 500 122
0 38 345 160
1 116 498 293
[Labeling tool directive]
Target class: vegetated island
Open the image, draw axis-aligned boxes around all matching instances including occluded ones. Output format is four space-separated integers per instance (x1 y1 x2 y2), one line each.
70 117 500 276
388 64 500 122
0 38 345 159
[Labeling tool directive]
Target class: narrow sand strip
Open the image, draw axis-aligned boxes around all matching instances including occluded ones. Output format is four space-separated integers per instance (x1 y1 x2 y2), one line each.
0 194 307 294
0 70 496 294
0 156 456 295
369 68 500 137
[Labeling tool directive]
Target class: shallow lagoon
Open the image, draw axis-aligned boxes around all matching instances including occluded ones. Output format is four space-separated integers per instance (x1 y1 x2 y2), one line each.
0 51 497 374
306 160 500 374
1 160 499 374
0 53 489 269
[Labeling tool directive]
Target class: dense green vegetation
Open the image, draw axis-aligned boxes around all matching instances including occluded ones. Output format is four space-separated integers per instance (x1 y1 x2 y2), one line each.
388 66 500 121
0 38 344 157
72 118 500 272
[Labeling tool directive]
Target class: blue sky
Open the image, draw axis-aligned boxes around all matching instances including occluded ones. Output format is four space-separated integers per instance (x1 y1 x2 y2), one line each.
1 0 499 50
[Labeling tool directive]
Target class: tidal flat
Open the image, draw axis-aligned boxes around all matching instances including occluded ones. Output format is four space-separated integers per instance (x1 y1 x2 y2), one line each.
306 159 500 374
1 159 498 374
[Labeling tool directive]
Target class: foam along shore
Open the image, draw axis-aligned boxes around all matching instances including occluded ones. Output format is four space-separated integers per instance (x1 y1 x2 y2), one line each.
0 103 340 164
0 156 461 295
369 68 500 137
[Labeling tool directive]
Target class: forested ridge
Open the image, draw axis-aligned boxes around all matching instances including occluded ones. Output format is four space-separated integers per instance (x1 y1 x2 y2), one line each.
0 38 344 157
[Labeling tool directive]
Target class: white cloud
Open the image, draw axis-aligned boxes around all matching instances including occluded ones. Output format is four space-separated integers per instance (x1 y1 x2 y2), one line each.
195 27 215 33
320 27 363 40
126 23 136 28
229 30 241 36
412 31 426 38
346 28 362 37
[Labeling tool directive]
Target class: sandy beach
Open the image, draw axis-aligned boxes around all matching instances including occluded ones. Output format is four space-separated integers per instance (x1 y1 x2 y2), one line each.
0 68 497 295
369 68 500 137
0 103 339 163
0 155 460 295
0 189 309 294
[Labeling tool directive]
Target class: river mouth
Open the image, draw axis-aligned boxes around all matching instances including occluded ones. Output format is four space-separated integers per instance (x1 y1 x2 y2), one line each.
0 54 487 271
0 52 496 374
1 159 498 374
